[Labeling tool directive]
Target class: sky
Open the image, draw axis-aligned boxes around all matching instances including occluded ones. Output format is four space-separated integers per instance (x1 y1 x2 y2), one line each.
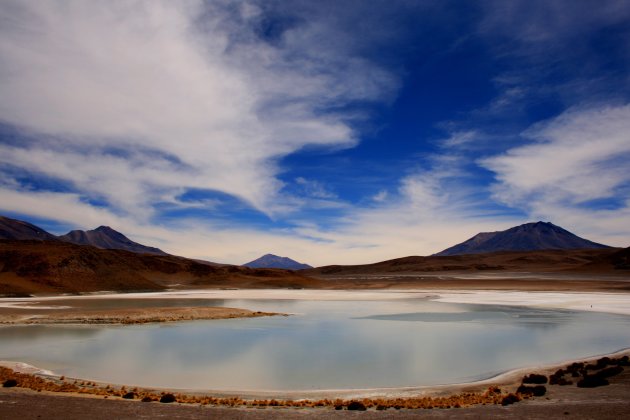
1 0 629 266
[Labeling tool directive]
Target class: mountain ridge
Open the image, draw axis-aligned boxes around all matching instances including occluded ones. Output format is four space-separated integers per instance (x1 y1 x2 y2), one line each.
59 225 167 255
0 215 166 255
0 216 59 242
434 221 610 256
0 240 323 296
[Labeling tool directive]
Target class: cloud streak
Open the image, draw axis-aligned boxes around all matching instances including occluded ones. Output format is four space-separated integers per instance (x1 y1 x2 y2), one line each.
0 0 395 218
482 104 630 244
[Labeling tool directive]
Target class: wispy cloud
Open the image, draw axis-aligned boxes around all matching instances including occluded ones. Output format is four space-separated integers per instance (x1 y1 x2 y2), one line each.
483 105 630 207
295 177 337 200
0 0 397 219
482 104 630 243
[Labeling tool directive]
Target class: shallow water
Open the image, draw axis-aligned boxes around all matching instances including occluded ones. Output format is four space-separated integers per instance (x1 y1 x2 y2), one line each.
1 296 630 391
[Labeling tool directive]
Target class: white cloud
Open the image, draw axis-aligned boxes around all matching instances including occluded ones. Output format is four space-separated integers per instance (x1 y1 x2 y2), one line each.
483 105 630 206
441 130 479 148
1 1 496 266
372 190 388 202
481 104 630 245
295 177 337 200
0 0 396 218
479 0 630 44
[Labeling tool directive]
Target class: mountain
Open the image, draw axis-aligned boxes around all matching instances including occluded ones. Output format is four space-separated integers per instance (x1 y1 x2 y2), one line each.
0 215 167 256
59 226 167 256
304 248 625 278
243 254 312 270
0 216 59 241
0 240 324 296
434 221 610 256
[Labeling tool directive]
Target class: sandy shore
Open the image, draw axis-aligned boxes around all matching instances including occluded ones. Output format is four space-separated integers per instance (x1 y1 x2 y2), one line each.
0 306 282 325
2 349 630 419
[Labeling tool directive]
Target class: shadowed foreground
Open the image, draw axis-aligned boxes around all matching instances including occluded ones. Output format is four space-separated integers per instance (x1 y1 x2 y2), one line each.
2 376 630 420
2 356 630 419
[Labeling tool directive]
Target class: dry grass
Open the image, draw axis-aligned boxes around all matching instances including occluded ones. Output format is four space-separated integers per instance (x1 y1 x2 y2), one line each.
2 356 626 411
0 367 527 410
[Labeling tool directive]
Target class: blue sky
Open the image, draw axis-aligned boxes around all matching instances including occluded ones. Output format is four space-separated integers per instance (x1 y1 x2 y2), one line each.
1 0 629 265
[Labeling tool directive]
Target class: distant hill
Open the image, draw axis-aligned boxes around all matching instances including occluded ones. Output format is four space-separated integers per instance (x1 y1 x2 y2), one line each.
59 226 167 256
0 240 324 296
304 248 626 277
0 215 167 256
244 254 312 270
0 216 59 241
434 222 610 256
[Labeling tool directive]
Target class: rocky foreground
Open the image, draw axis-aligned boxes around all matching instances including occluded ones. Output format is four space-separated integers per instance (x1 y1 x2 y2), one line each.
1 354 630 419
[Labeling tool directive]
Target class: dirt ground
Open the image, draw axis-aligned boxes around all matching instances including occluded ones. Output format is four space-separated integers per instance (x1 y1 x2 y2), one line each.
2 369 630 420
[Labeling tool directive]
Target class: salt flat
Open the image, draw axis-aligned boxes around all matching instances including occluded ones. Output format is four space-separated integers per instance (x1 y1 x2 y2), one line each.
3 289 630 316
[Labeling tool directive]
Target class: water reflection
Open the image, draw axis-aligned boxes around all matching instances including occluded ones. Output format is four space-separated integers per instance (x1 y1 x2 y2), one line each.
359 304 581 329
1 298 630 390
0 325 100 340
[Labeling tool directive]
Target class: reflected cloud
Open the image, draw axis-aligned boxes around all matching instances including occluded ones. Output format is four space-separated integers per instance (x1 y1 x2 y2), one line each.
2 298 630 390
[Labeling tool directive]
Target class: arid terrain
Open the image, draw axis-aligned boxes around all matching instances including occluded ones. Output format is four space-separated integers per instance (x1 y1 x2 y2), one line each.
2 351 630 419
0 240 324 296
1 239 629 297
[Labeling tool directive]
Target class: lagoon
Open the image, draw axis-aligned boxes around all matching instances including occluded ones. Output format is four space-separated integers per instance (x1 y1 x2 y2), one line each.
1 291 630 391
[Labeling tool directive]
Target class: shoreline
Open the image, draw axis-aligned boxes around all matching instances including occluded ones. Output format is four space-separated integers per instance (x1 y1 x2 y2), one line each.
4 288 630 315
2 287 630 414
0 306 283 325
3 347 630 400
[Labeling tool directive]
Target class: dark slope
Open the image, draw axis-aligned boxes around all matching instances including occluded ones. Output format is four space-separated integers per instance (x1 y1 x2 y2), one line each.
435 222 610 256
0 216 59 241
243 254 312 270
59 226 167 255
305 248 625 277
1 215 168 256
0 240 324 296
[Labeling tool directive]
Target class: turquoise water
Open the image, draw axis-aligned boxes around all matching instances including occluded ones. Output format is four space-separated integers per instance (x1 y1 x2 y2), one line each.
1 297 630 391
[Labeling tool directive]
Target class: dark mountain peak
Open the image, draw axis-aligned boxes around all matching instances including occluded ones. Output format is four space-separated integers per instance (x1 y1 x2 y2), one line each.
0 215 58 241
243 254 313 270
1 215 166 256
92 226 132 242
59 226 166 255
514 221 556 230
434 221 610 256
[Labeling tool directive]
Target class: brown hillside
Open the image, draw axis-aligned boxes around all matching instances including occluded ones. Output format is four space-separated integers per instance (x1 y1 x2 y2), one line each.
0 240 324 296
305 248 627 276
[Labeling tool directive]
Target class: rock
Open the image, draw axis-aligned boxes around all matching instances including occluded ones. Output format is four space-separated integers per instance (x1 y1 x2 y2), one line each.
598 366 623 378
159 393 177 403
347 401 367 411
122 392 135 399
2 379 18 387
522 373 548 384
501 394 520 406
577 375 609 388
517 385 547 397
